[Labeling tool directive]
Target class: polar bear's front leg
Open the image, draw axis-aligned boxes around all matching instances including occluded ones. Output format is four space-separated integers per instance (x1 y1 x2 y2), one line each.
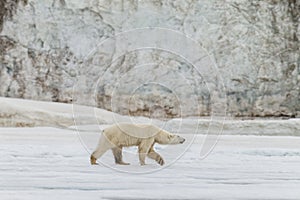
138 140 153 165
147 145 165 166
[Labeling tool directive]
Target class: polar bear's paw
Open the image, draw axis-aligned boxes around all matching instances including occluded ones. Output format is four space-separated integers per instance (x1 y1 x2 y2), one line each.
90 155 98 165
157 157 165 166
116 161 130 165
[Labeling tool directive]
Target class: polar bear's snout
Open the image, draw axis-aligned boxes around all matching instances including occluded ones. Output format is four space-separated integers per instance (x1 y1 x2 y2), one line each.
178 136 185 144
170 135 185 144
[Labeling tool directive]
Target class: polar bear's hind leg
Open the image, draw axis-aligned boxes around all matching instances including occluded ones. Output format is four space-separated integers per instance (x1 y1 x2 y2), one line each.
112 147 130 165
90 134 114 165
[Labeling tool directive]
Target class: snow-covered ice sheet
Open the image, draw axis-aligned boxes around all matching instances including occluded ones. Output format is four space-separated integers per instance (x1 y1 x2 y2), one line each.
1 97 300 136
0 127 300 200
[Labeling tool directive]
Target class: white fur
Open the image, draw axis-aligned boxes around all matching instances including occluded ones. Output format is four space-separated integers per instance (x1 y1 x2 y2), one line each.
90 123 185 166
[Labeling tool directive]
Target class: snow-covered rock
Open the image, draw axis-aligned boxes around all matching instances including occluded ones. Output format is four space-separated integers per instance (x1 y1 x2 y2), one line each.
0 97 121 127
0 0 299 118
0 97 299 136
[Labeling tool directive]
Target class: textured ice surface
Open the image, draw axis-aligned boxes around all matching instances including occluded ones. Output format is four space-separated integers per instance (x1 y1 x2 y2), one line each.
0 127 300 200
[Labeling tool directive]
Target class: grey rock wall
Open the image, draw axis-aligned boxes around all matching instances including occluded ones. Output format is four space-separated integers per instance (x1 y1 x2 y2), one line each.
0 0 299 118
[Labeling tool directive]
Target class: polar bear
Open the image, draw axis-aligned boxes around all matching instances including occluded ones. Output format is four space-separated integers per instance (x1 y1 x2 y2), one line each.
90 123 185 166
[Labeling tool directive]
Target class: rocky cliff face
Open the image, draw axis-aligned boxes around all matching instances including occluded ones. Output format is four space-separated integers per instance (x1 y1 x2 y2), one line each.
0 0 299 118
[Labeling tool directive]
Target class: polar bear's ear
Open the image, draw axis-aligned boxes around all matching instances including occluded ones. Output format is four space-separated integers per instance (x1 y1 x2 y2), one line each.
168 135 174 139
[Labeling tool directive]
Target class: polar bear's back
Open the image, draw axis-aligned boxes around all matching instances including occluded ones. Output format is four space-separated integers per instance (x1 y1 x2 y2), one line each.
104 123 163 139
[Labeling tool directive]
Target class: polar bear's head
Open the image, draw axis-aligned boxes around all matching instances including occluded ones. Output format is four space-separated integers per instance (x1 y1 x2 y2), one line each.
155 131 185 145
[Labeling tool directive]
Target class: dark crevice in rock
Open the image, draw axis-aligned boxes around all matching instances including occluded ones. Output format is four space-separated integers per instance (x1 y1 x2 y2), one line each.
0 0 28 32
0 35 16 55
